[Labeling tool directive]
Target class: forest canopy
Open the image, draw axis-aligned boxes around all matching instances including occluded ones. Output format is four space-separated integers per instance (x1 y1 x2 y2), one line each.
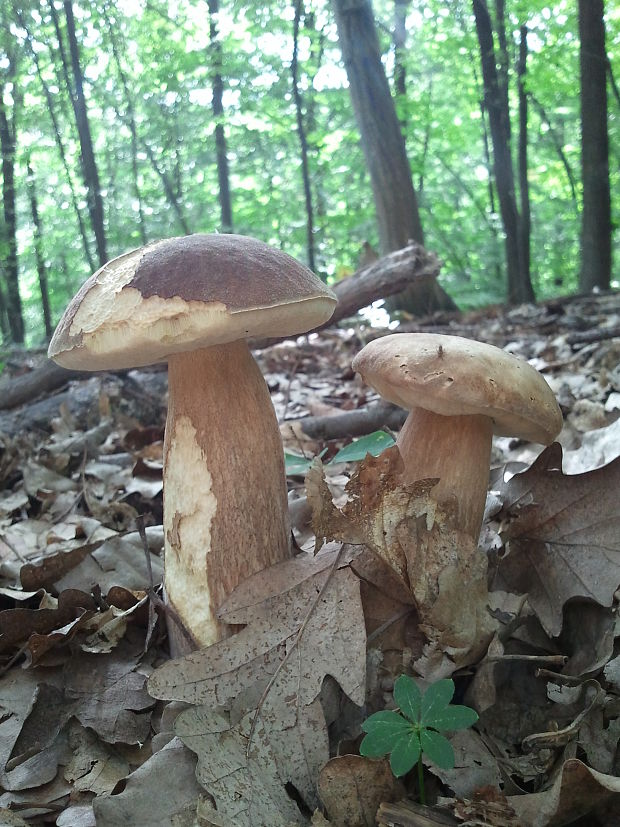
1 0 618 345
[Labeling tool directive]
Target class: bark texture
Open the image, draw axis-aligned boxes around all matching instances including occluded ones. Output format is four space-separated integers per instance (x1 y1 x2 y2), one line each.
292 0 316 271
0 67 24 343
331 0 456 314
473 0 535 304
208 0 233 233
578 0 611 291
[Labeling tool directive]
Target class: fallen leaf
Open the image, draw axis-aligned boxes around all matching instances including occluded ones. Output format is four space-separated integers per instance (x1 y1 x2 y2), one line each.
176 706 309 826
318 755 404 827
92 737 204 827
508 758 620 826
493 445 620 636
149 553 366 817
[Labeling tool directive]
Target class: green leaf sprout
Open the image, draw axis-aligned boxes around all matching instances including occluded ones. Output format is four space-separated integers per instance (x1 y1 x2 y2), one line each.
359 676 478 803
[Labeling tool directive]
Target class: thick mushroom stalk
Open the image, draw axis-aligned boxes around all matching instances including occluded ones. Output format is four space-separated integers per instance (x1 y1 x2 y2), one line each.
164 340 290 652
397 409 493 540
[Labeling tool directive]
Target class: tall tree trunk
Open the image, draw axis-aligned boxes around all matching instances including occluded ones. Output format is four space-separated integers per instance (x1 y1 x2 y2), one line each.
331 0 457 314
0 77 24 343
292 0 316 271
517 25 531 292
578 0 611 292
0 275 9 342
473 0 535 304
529 95 578 208
26 159 53 340
102 2 147 246
208 0 233 233
393 0 410 130
52 0 107 265
16 7 96 271
142 139 191 234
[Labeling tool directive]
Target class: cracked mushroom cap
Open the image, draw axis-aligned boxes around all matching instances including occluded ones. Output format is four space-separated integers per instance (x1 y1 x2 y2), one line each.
352 333 563 444
48 234 337 370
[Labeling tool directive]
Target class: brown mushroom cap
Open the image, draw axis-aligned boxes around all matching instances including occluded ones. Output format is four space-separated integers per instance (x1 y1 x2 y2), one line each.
352 333 563 444
48 234 337 370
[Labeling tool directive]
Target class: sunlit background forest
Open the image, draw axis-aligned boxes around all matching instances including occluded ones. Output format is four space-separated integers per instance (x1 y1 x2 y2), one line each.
1 0 618 346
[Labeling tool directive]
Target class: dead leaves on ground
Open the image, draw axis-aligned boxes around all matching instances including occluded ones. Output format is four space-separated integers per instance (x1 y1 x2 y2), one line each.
1 297 620 826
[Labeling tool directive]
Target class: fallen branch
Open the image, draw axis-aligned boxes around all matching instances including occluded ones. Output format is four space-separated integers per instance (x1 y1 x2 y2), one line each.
288 401 406 441
0 362 90 410
0 244 440 411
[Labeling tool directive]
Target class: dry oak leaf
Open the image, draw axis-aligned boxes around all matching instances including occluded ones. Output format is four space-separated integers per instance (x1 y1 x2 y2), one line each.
508 757 620 826
149 549 366 819
175 705 312 826
492 444 620 636
93 737 205 827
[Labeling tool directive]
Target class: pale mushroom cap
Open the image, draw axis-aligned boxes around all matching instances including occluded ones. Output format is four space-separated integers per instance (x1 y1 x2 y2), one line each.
352 333 563 444
48 234 337 370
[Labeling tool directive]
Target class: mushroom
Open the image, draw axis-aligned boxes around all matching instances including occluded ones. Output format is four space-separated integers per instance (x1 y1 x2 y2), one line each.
351 333 563 541
48 234 336 653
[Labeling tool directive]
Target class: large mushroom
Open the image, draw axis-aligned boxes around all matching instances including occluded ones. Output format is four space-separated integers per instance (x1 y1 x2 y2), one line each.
49 234 336 653
352 333 563 542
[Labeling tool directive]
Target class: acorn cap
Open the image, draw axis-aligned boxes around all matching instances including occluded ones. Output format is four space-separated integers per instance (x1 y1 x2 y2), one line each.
48 234 337 370
352 333 562 444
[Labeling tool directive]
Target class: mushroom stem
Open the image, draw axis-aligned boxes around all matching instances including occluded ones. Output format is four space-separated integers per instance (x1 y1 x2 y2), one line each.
163 339 290 654
396 408 493 540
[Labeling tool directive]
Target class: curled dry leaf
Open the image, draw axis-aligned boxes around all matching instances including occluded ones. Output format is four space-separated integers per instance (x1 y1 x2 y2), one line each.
493 445 620 636
317 755 405 827
508 758 620 826
0 588 97 654
306 448 495 677
92 737 204 827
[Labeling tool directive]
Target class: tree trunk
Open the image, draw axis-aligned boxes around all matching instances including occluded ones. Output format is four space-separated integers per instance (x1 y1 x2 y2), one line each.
16 7 96 272
331 0 456 314
26 159 53 340
208 0 233 234
473 0 535 304
0 276 9 342
393 0 410 123
0 77 24 344
517 25 531 292
292 0 316 272
55 0 108 265
578 0 611 292
103 3 147 246
142 139 191 235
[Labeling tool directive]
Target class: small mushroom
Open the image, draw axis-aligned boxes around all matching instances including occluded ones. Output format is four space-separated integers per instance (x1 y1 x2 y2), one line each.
352 333 563 541
49 234 336 653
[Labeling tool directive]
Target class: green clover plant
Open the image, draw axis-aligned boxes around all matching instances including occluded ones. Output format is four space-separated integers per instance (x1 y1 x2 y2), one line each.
359 675 478 804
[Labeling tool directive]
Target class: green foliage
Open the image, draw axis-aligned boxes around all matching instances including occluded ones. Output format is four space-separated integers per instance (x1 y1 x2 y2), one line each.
284 430 394 476
3 0 619 343
360 676 478 786
329 430 395 464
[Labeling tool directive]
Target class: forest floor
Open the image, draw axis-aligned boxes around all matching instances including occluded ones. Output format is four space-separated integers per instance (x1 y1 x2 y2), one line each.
0 290 619 827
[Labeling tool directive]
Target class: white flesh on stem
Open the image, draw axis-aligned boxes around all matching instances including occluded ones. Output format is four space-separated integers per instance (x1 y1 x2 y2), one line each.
163 339 290 654
397 408 493 541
